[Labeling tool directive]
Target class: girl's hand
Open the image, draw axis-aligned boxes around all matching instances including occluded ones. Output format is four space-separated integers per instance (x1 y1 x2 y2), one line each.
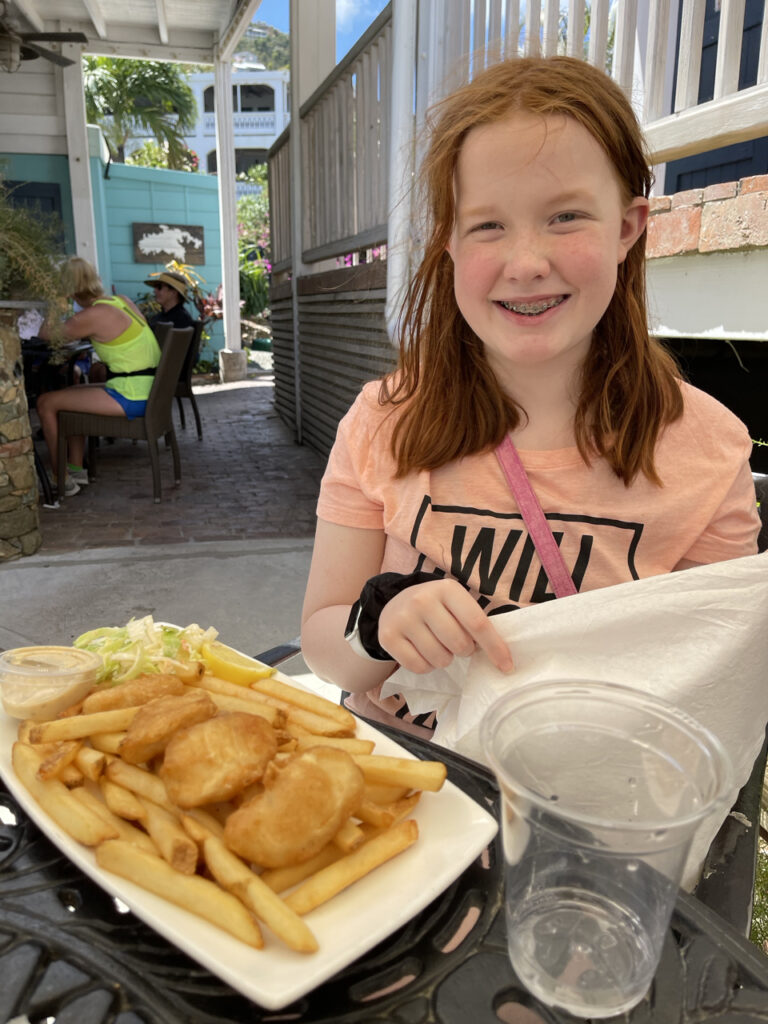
378 579 514 674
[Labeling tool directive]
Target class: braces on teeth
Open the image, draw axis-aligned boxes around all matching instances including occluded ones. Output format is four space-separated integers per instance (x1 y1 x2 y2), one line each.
501 297 563 315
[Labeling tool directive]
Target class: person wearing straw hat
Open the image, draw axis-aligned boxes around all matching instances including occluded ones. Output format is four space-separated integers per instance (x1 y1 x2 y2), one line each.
144 269 196 332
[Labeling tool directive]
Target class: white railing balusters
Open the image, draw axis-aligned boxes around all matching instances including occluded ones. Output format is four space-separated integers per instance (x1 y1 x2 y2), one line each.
504 0 521 59
644 0 672 120
674 0 706 111
714 0 747 99
525 0 542 56
612 0 638 93
566 0 585 58
588 0 611 70
759 2 768 82
542 0 560 57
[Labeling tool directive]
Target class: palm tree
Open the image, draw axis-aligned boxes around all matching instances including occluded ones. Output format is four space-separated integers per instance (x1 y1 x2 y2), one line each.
83 57 197 168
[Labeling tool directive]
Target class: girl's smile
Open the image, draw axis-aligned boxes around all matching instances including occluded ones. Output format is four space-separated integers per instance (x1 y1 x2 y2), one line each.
447 111 647 397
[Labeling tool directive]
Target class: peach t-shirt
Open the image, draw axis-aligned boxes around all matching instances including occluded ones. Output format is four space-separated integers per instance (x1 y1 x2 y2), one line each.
317 380 760 729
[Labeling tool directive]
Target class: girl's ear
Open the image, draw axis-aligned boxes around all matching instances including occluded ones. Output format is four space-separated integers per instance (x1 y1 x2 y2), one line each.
617 196 649 263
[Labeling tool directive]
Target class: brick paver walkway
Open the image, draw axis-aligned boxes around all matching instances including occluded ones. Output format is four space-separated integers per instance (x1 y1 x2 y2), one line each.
36 375 327 555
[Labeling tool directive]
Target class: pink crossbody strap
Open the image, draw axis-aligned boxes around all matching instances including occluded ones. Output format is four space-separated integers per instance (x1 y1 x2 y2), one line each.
495 435 577 599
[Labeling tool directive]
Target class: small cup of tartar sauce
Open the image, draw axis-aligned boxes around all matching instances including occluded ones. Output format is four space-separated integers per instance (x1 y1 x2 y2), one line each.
0 646 103 721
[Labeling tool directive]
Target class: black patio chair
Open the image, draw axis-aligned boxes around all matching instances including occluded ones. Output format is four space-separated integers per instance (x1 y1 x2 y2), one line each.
154 320 205 441
56 326 194 504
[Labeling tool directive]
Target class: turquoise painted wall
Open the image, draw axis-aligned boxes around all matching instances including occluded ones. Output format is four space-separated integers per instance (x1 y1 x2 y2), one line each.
92 157 224 354
1 143 224 357
0 153 76 253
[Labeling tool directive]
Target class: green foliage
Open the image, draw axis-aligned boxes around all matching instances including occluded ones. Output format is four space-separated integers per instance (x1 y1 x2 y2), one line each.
751 840 768 951
237 23 290 69
127 139 199 172
0 179 66 310
237 163 270 261
239 255 270 318
83 57 197 167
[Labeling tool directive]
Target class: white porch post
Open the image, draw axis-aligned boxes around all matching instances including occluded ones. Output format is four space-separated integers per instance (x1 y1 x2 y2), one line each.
213 55 246 381
61 43 99 267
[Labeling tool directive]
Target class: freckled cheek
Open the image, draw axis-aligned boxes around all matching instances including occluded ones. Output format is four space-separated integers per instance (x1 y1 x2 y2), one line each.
452 251 499 305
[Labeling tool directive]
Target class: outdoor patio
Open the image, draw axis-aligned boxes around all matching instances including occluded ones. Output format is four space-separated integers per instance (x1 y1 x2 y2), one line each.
31 369 326 555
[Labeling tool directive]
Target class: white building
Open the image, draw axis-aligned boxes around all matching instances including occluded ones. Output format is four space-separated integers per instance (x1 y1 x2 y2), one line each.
126 58 290 180
186 59 290 176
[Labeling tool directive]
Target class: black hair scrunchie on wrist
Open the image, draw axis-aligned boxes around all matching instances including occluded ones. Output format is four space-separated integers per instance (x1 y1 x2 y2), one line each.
344 571 442 661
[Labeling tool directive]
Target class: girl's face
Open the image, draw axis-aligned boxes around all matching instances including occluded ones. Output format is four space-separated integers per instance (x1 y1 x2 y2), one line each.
447 111 647 395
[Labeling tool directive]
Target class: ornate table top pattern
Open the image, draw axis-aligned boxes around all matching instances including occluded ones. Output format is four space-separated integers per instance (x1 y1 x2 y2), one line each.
3 734 768 1024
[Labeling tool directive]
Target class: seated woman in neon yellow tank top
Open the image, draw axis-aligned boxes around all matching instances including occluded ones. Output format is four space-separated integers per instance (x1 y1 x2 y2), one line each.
36 256 162 498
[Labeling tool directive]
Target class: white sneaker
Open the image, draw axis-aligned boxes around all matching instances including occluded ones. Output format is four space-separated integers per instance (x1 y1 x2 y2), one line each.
68 467 89 485
60 474 80 497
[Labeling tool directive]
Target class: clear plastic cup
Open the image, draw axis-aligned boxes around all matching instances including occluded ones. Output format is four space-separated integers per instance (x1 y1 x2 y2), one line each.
480 680 732 1019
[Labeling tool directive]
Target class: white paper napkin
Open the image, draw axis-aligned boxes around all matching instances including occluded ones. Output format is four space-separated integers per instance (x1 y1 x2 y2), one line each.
381 552 768 887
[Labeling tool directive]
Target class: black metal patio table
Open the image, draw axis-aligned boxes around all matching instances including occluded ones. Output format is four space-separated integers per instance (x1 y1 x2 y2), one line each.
2 721 768 1024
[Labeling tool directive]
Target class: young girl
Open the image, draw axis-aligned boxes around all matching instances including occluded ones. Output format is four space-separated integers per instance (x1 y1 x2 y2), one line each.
37 257 161 497
301 56 761 735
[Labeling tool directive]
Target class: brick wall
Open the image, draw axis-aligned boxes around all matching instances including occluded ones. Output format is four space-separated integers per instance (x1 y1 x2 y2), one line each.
647 173 768 259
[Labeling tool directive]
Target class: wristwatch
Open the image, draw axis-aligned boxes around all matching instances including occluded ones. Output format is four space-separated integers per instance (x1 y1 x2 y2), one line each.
344 600 391 661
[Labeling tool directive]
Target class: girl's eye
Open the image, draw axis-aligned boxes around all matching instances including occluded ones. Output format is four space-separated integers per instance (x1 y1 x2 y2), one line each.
472 221 502 232
553 212 578 224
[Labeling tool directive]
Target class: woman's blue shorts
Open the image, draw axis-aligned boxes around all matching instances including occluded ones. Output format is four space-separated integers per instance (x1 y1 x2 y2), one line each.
104 388 148 420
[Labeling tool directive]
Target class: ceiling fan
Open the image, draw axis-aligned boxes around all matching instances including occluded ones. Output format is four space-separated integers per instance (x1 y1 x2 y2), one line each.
0 1 87 72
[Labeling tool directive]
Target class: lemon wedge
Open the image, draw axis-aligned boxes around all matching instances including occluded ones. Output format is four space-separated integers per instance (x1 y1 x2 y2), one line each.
201 641 275 685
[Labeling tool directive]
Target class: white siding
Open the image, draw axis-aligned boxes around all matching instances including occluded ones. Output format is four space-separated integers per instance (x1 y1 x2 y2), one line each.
0 62 66 154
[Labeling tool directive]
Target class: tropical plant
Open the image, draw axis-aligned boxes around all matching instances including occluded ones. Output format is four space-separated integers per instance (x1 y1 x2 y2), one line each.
127 139 199 172
83 57 197 167
237 163 270 261
239 254 270 318
0 178 69 356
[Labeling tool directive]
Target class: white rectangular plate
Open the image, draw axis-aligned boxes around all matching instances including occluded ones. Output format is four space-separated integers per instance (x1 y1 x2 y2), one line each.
0 670 498 1011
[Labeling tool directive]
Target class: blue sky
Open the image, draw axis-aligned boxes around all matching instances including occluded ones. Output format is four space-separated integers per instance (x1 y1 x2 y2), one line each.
251 0 389 62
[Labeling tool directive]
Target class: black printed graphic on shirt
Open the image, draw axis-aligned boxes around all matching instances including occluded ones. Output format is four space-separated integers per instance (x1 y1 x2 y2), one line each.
407 495 643 614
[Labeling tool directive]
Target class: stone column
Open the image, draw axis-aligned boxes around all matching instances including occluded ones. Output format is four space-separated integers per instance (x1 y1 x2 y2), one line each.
0 326 42 560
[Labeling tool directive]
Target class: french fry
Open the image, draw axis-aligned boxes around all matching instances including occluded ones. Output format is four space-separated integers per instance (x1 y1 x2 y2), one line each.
364 783 408 804
71 787 158 854
36 740 81 781
29 707 139 744
259 844 343 894
105 759 177 813
359 794 422 840
251 677 355 730
74 745 107 782
205 690 282 724
58 763 84 787
192 673 277 705
202 836 318 953
352 754 447 792
180 807 226 840
96 840 264 948
12 743 117 846
139 797 198 874
100 777 145 820
17 720 36 744
89 731 127 754
285 820 419 915
332 817 366 853
355 799 396 829
295 735 375 755
285 708 354 737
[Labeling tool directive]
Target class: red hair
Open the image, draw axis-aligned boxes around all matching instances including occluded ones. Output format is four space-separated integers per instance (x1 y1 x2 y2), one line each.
382 56 682 485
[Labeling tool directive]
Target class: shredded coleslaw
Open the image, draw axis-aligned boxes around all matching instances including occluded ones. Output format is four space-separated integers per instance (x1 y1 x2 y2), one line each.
74 616 218 685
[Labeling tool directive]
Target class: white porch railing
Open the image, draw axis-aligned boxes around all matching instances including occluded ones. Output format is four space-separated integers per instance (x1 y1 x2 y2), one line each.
203 111 286 136
269 0 768 282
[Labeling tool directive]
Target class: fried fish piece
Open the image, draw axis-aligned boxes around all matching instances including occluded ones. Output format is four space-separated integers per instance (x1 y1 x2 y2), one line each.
224 746 365 868
82 674 186 714
118 690 216 765
160 711 278 808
